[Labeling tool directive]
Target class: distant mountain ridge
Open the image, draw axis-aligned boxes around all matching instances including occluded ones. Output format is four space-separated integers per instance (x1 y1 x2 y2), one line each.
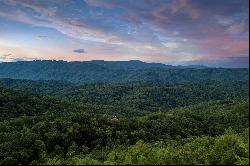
0 60 208 69
86 60 206 69
0 60 248 84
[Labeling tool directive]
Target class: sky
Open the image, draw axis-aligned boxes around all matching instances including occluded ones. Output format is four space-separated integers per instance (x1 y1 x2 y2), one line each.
0 0 249 67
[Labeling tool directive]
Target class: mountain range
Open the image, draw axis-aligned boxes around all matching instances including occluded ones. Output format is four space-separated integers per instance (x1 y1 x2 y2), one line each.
0 60 248 84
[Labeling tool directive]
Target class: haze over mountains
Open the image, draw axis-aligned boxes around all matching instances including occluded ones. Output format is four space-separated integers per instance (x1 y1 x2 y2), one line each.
0 60 207 69
0 60 248 84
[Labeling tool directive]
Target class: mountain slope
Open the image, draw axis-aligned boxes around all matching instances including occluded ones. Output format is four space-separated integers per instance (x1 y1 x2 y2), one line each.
0 79 248 112
0 60 248 84
0 90 248 164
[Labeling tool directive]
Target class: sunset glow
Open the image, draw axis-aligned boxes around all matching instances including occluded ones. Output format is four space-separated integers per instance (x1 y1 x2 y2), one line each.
0 0 249 67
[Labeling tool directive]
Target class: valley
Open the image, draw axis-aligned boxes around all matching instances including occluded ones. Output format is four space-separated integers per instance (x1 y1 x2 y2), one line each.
0 61 249 165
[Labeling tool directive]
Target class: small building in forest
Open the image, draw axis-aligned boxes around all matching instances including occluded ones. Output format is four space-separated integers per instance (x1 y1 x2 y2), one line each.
109 115 119 122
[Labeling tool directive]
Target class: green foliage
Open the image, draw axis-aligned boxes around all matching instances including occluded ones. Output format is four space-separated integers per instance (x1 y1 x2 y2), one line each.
0 72 248 165
105 129 249 165
0 90 248 164
0 79 248 112
67 156 102 165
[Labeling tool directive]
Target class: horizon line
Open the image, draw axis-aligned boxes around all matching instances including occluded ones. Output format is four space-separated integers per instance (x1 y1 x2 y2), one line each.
0 59 249 69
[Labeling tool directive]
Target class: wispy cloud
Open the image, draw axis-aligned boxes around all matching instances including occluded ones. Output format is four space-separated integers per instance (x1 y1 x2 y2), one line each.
0 0 248 66
0 53 39 62
37 35 48 39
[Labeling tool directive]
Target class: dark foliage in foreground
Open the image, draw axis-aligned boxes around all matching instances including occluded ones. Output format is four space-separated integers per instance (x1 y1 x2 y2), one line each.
0 86 248 165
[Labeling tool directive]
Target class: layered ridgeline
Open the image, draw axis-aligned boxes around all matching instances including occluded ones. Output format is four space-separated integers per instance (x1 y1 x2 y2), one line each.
0 60 248 84
0 87 248 165
0 60 249 165
0 79 248 112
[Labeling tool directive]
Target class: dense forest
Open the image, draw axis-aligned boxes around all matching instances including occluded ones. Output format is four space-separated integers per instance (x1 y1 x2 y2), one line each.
0 79 248 112
0 61 249 165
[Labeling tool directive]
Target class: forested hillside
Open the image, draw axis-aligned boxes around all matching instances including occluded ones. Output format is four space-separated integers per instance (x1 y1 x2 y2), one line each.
0 61 248 84
0 87 151 120
0 79 248 111
0 87 248 165
0 0 248 164
0 61 249 165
